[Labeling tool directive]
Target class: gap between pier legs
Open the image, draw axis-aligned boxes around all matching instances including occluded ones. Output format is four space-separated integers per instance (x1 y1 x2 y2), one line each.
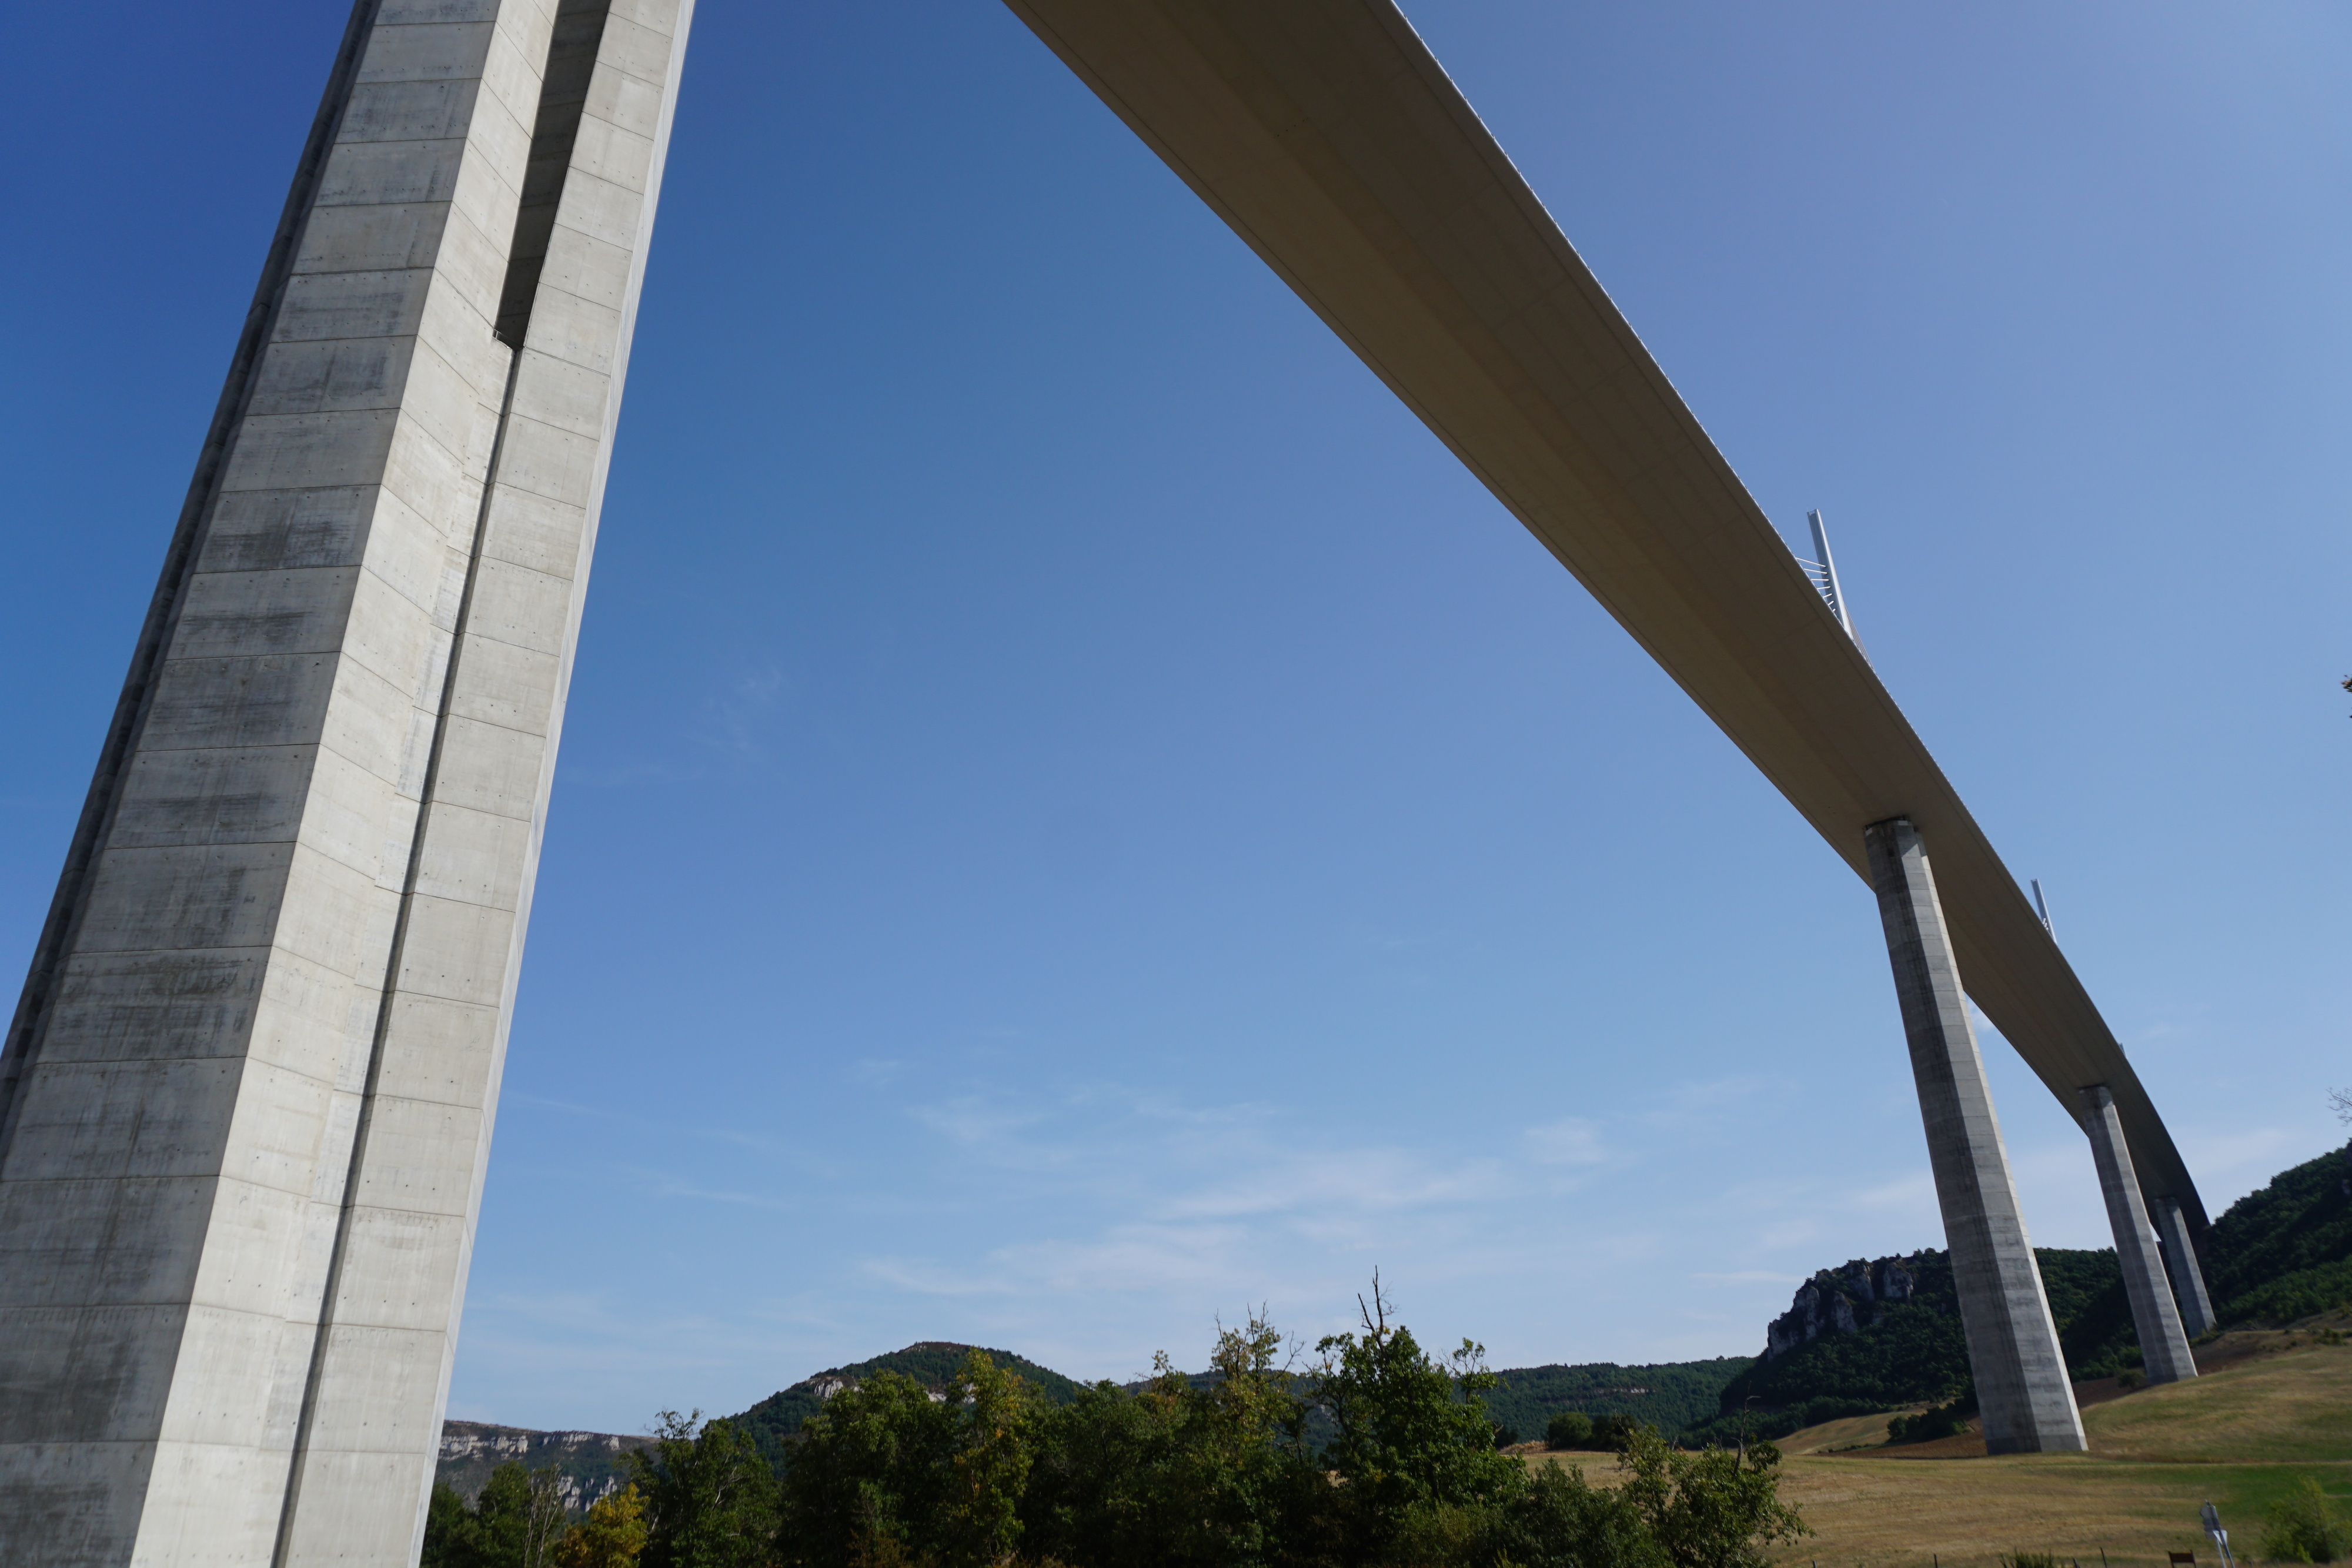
1865 817 2086 1454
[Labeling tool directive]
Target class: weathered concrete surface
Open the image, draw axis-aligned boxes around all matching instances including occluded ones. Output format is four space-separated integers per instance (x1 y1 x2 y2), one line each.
1866 819 2084 1455
1000 0 2207 1237
0 0 691 1560
2156 1195 2217 1338
2079 1085 2196 1384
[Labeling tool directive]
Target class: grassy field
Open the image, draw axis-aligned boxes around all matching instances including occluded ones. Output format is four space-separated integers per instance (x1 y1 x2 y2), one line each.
1521 1314 2352 1566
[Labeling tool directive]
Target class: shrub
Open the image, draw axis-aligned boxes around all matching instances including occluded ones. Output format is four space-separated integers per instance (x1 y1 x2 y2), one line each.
1589 1412 1638 1452
1884 1399 1971 1446
1545 1411 1595 1451
1615 1427 1809 1568
1478 1462 1667 1568
2259 1477 2352 1563
2115 1368 2146 1390
1998 1554 2061 1568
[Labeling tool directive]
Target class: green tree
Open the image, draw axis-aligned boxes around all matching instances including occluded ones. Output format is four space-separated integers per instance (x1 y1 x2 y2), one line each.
1613 1427 1808 1568
1478 1462 1667 1568
477 1464 538 1568
1588 1412 1636 1452
1308 1278 1526 1562
936 1351 1035 1567
2259 1476 2351 1563
631 1411 782 1568
778 1350 1039 1568
423 1480 485 1568
777 1369 959 1566
423 1464 574 1568
1544 1412 1595 1451
1021 1313 1316 1568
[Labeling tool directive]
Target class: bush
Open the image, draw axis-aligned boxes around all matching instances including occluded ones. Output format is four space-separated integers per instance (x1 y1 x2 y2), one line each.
1545 1411 1595 1450
1478 1462 1666 1568
1885 1398 1971 1446
1616 1427 1809 1568
1998 1554 2061 1568
1589 1412 1638 1452
2115 1368 2146 1390
2259 1477 2352 1563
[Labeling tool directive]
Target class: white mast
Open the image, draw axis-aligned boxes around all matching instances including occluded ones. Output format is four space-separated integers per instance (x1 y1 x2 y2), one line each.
1804 509 1855 637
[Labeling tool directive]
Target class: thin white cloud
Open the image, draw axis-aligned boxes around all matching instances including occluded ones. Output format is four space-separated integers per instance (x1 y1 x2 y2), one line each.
1525 1117 1611 1166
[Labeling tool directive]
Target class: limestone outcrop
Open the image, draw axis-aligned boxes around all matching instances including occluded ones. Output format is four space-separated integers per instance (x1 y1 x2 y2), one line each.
1761 1256 1922 1363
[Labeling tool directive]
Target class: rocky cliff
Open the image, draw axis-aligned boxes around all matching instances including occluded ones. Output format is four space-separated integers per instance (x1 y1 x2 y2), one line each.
1761 1255 1922 1363
435 1421 647 1509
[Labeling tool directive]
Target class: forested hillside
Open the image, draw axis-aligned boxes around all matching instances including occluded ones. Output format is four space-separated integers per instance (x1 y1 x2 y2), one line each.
1481 1358 1748 1443
1683 1248 2125 1445
724 1340 1745 1457
731 1342 1085 1465
2203 1140 2352 1325
1683 1139 2352 1444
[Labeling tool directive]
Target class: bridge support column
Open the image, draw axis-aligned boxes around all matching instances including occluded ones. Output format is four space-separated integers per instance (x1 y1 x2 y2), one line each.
2154 1195 2217 1339
0 1 692 1560
1865 818 2086 1453
2089 1086 2192 1382
2079 1085 2197 1382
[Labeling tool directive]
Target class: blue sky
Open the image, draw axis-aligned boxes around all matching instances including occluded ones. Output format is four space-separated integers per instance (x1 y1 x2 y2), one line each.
3 2 2347 1432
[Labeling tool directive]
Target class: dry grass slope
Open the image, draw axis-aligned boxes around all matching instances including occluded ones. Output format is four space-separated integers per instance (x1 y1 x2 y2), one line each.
1522 1315 2352 1566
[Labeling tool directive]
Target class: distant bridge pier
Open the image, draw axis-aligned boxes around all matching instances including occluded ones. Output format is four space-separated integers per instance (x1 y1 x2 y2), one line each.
2079 1085 2197 1382
2154 1195 2218 1338
1865 818 2087 1453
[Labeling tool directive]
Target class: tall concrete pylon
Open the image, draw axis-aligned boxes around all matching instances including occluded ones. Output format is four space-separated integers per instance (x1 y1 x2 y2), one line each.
2156 1195 2219 1338
0 1 692 1560
2082 1085 2199 1382
1865 818 2086 1453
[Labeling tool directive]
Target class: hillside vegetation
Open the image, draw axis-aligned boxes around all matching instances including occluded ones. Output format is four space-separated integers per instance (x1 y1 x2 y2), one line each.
1688 1139 2352 1443
2203 1139 2352 1325
721 1343 1747 1460
732 1341 1085 1465
1481 1358 1749 1445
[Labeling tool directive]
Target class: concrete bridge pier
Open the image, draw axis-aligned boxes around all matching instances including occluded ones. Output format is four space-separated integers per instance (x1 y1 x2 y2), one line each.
2079 1085 2197 1382
2154 1196 2218 1338
0 0 692 1560
1865 817 2087 1453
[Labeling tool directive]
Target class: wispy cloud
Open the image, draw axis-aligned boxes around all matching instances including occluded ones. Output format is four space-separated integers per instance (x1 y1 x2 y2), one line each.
1525 1117 1610 1166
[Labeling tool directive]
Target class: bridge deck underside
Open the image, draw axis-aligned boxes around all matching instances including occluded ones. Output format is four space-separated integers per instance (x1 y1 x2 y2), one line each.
1004 0 2201 1228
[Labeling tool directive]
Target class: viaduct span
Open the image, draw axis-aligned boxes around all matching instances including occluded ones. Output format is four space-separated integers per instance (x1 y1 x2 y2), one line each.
0 0 2216 1560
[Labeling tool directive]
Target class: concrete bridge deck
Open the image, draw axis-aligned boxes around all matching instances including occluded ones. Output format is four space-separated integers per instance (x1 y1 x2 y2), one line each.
1005 0 2202 1229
